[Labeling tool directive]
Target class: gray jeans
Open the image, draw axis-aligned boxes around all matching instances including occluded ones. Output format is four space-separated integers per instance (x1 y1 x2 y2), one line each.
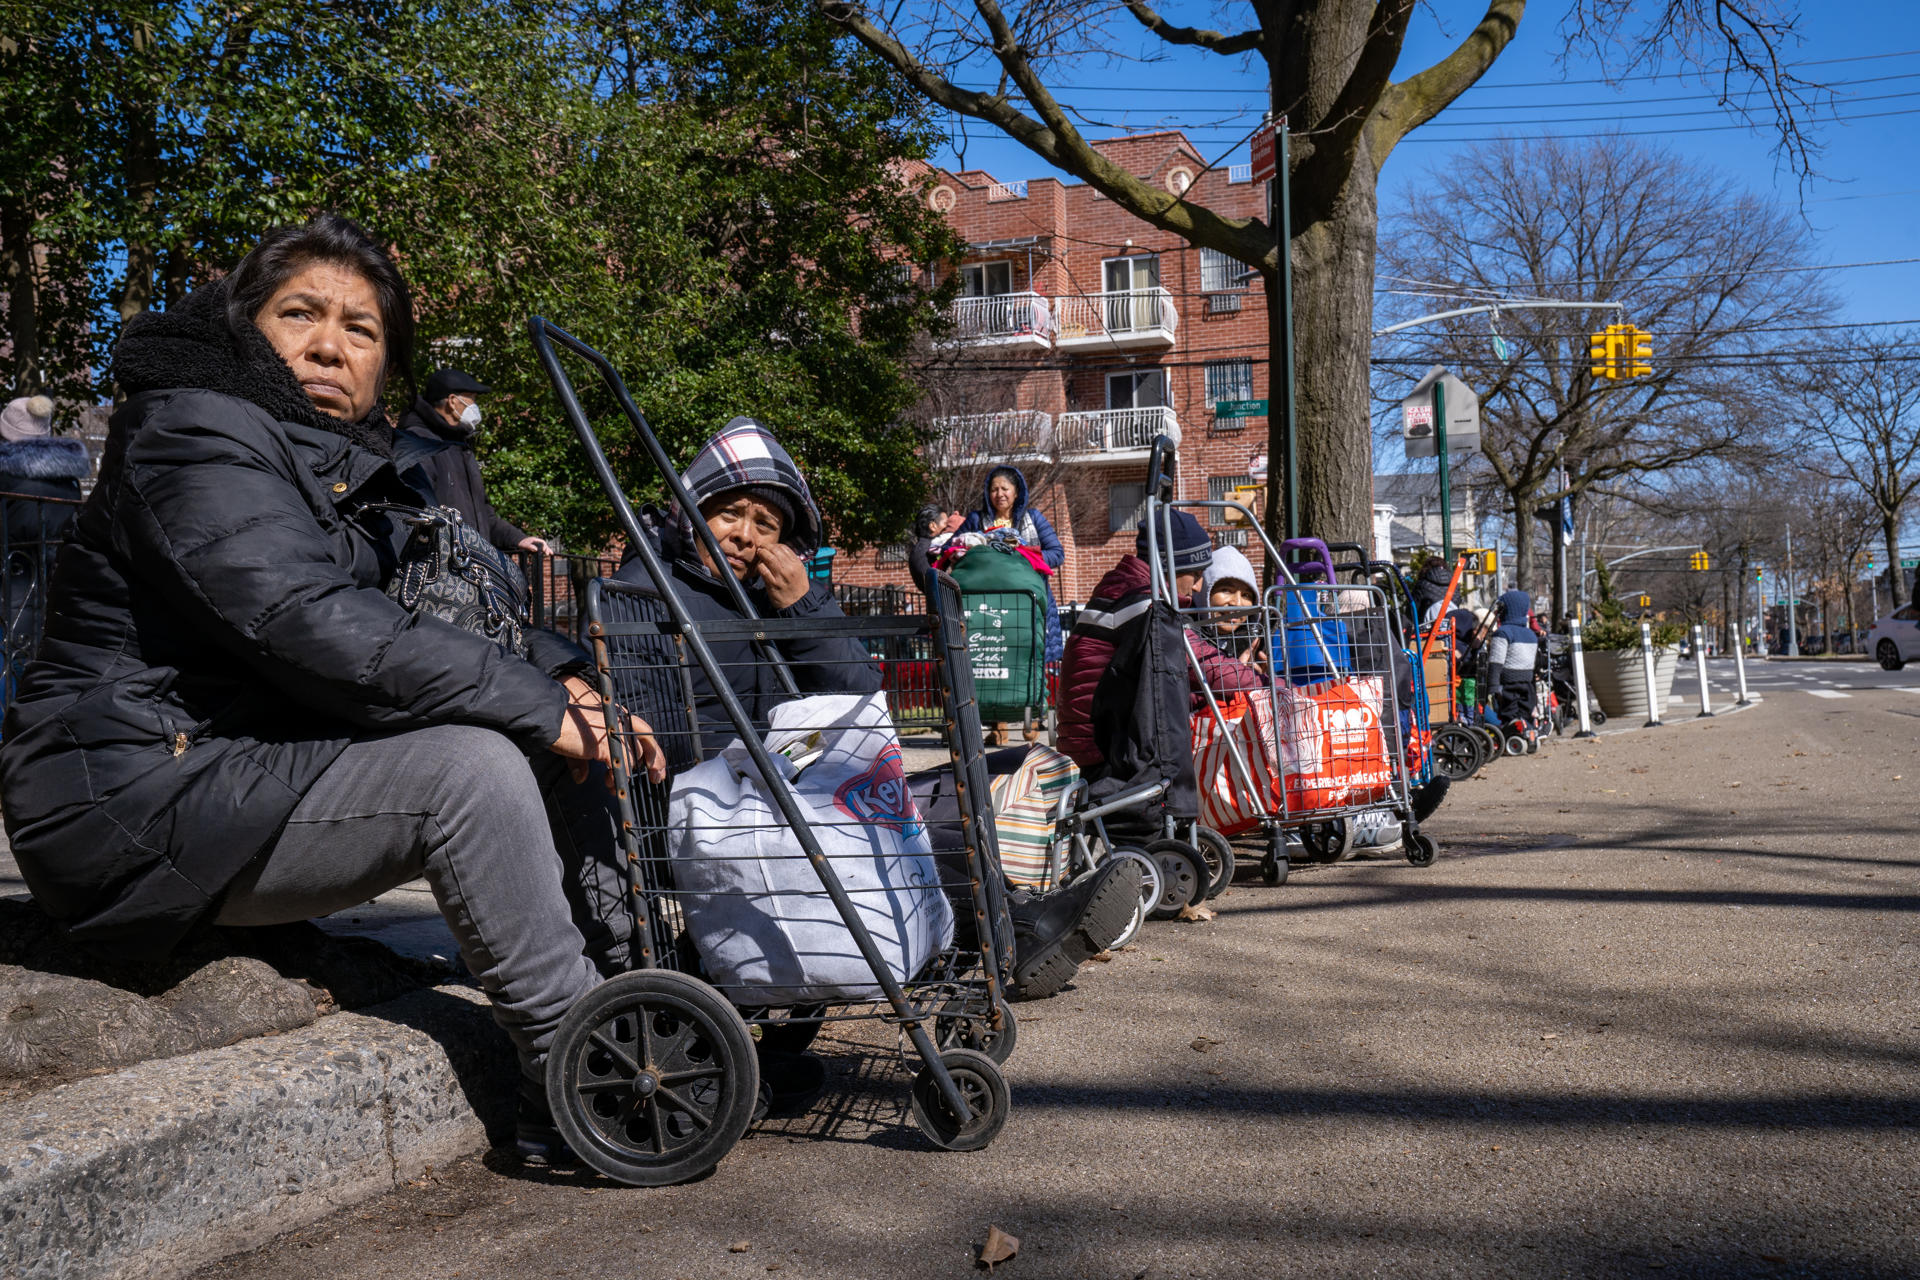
215 725 630 1074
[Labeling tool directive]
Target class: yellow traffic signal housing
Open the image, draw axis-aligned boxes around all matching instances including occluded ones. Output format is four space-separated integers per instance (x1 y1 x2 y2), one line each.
1589 323 1652 379
1637 593 1652 609
1459 547 1498 575
1689 550 1710 571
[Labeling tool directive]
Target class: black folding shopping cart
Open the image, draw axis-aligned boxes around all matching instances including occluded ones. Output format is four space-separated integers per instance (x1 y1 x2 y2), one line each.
529 318 1017 1185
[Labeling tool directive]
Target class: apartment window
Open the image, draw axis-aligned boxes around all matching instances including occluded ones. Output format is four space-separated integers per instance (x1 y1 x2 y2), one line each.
877 541 910 564
1216 528 1251 548
960 261 1014 297
1109 481 1148 534
1204 359 1254 407
1208 474 1254 526
1200 248 1246 293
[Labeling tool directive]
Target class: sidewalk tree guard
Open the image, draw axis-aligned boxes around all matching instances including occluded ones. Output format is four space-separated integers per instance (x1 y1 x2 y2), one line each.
817 0 1828 552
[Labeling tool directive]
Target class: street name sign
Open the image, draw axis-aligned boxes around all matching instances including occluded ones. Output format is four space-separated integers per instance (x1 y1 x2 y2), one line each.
1215 399 1269 418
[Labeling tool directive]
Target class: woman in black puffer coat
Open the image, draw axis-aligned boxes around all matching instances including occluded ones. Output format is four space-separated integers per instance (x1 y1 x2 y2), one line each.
0 215 656 1162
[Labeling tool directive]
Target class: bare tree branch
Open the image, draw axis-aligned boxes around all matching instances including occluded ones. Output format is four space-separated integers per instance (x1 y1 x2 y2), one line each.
1119 0 1263 54
1369 0 1524 171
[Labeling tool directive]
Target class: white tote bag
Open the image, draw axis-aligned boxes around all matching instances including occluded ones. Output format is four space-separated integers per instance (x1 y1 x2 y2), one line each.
666 692 954 1005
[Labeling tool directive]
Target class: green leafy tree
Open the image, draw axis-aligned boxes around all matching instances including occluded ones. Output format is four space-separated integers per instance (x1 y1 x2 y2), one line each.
1 0 958 549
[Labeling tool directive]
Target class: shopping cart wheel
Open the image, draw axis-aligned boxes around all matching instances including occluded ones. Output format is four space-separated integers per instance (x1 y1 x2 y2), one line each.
936 995 1018 1064
1190 826 1236 899
1144 840 1207 919
546 969 759 1187
1105 846 1163 923
1405 831 1438 868
1590 706 1608 727
1298 820 1350 865
1432 725 1482 781
1260 850 1290 886
1503 733 1529 757
910 1048 1010 1152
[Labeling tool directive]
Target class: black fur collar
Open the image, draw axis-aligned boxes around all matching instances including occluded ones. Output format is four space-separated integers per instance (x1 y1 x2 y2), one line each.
112 278 394 458
0 436 91 480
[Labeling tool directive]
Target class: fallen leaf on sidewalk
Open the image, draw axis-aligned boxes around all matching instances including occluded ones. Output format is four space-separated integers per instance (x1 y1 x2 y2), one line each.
977 1225 1021 1270
1190 1035 1221 1051
1541 1033 1559 1041
1089 951 1114 963
1177 903 1217 923
729 1242 751 1254
1728 781 1742 788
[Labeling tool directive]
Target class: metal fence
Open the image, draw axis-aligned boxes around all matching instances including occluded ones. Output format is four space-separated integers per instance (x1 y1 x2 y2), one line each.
0 492 83 711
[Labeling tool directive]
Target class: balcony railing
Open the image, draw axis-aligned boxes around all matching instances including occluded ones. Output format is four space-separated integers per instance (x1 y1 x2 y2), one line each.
929 410 1055 466
1056 406 1180 459
986 180 1028 201
1053 288 1178 349
1228 163 1252 183
949 292 1054 346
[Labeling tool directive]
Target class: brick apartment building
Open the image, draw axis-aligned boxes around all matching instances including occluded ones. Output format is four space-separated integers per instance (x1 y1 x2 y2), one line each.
832 131 1277 606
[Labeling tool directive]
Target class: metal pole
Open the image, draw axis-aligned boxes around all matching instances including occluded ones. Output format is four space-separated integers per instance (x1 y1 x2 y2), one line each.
1756 565 1769 657
1692 623 1714 717
1276 120 1299 542
1434 378 1452 562
1639 618 1663 727
1732 620 1752 705
1786 524 1800 657
1570 615 1596 738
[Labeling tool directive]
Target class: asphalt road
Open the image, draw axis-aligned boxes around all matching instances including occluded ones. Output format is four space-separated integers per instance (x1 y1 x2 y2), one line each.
174 689 1920 1278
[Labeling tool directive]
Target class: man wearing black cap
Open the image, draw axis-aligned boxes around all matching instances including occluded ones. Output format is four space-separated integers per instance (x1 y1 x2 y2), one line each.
395 368 553 554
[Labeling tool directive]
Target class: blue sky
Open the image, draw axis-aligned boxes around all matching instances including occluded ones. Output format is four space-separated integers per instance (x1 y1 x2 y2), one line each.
929 2 1920 326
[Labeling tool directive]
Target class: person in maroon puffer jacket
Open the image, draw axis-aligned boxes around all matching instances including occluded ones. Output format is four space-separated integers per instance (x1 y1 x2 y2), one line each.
1057 511 1266 774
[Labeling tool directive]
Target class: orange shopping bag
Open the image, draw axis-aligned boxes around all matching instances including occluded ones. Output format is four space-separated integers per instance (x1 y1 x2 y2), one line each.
1275 676 1393 814
1191 694 1280 837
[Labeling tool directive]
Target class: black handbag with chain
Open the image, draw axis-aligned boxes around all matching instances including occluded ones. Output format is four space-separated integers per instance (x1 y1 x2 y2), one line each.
379 504 531 656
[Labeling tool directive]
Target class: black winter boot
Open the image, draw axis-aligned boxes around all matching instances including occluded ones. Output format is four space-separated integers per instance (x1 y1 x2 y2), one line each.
1007 860 1140 1001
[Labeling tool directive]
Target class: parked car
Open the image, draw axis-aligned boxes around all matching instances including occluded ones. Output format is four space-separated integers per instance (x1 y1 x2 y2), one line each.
1866 606 1920 670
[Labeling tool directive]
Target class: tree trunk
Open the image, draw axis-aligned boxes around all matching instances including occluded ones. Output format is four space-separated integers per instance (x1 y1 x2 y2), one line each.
117 25 159 326
1510 490 1539 596
1885 516 1906 608
1283 165 1379 550
0 192 39 392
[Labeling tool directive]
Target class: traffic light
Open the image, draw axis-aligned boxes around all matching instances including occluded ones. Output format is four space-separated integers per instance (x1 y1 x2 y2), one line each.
1629 327 1653 377
1589 323 1653 379
1689 550 1710 571
1589 326 1620 379
1636 593 1652 610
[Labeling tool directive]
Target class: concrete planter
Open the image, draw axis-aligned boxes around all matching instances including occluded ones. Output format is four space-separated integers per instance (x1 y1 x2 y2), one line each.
1582 646 1679 721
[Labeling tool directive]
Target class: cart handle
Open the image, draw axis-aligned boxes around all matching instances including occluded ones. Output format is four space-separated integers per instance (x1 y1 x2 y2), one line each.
1145 433 1178 502
1280 537 1335 583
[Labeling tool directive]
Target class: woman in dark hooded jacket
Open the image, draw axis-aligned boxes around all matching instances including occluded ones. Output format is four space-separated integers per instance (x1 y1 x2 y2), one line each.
0 215 657 1162
958 465 1065 661
609 417 883 763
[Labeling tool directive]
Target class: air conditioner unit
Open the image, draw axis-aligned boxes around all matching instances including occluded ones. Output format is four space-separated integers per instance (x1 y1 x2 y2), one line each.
1207 293 1242 314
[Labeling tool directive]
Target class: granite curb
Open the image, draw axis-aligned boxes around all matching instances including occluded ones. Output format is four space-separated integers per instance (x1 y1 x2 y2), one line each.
0 982 512 1280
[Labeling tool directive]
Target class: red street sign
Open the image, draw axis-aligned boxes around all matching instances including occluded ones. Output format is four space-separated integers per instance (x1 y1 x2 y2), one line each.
1250 123 1276 184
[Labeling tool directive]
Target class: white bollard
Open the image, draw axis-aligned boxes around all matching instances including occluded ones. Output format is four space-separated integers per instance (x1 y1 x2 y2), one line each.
1569 617 1596 738
1692 623 1715 717
1640 619 1663 727
1732 621 1753 705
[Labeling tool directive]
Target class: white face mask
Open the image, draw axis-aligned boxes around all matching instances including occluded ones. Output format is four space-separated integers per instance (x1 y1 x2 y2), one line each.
458 402 483 428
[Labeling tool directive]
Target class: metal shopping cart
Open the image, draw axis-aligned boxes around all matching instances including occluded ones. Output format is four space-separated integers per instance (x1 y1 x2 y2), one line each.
1140 438 1440 887
529 318 1017 1185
